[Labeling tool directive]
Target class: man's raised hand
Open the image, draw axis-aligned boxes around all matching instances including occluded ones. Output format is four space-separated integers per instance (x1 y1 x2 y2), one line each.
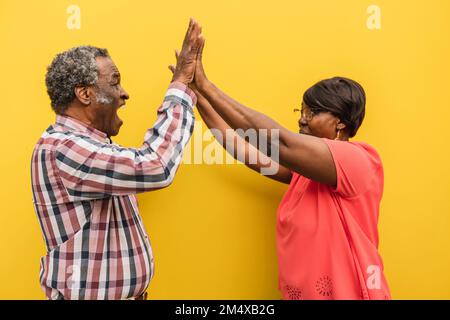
171 18 202 85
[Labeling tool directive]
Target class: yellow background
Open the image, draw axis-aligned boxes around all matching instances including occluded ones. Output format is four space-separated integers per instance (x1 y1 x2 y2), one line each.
1 0 449 299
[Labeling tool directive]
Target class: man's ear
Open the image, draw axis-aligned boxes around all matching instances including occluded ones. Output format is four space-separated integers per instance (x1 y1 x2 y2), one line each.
74 85 91 106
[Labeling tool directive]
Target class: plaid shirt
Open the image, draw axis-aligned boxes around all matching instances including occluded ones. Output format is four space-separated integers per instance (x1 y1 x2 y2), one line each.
31 82 196 300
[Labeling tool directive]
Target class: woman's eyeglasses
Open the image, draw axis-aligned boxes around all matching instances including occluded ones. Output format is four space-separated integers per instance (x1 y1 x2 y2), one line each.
293 108 317 121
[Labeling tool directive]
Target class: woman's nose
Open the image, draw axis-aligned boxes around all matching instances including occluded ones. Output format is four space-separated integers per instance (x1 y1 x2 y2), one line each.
299 117 308 126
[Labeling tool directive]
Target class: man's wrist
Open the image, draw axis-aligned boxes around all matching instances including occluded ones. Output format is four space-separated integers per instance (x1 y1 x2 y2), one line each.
171 76 190 86
168 81 197 107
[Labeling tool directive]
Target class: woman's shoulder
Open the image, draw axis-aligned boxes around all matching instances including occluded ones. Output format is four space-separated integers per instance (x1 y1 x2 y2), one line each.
320 139 384 198
347 141 383 168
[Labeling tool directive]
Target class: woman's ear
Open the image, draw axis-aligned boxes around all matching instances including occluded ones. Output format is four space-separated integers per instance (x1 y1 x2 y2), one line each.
336 119 346 131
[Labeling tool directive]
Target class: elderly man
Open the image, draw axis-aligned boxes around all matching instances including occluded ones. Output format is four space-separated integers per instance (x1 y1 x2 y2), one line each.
31 20 202 300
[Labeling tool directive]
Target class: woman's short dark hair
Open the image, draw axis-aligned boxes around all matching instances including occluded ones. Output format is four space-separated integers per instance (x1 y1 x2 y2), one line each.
303 76 366 137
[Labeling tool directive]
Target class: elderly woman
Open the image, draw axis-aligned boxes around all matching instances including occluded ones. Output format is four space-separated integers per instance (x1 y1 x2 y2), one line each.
171 22 391 300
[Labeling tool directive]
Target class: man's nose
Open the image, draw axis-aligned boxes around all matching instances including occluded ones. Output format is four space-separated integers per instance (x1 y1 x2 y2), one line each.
120 87 130 100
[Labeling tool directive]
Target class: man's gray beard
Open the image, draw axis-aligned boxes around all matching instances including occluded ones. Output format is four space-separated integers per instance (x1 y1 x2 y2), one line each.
95 90 114 105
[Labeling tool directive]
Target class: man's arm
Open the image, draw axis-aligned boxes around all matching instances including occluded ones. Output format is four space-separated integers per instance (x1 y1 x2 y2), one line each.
55 19 203 201
55 82 196 201
193 38 337 187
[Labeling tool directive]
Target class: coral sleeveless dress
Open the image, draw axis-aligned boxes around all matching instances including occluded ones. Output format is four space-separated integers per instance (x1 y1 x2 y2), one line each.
277 139 391 300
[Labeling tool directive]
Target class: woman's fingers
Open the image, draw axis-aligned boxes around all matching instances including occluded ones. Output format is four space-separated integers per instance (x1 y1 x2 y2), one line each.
197 36 205 60
196 37 206 74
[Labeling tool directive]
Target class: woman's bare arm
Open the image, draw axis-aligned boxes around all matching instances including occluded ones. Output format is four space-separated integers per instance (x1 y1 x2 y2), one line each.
193 37 337 187
193 87 292 184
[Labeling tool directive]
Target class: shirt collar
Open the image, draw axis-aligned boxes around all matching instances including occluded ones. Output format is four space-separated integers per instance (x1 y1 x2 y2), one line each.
55 115 110 143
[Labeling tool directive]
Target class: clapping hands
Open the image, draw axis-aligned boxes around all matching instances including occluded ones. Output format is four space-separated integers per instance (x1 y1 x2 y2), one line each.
169 18 208 90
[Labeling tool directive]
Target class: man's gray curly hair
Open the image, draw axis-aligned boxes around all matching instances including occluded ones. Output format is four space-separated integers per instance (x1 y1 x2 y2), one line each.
45 45 109 114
